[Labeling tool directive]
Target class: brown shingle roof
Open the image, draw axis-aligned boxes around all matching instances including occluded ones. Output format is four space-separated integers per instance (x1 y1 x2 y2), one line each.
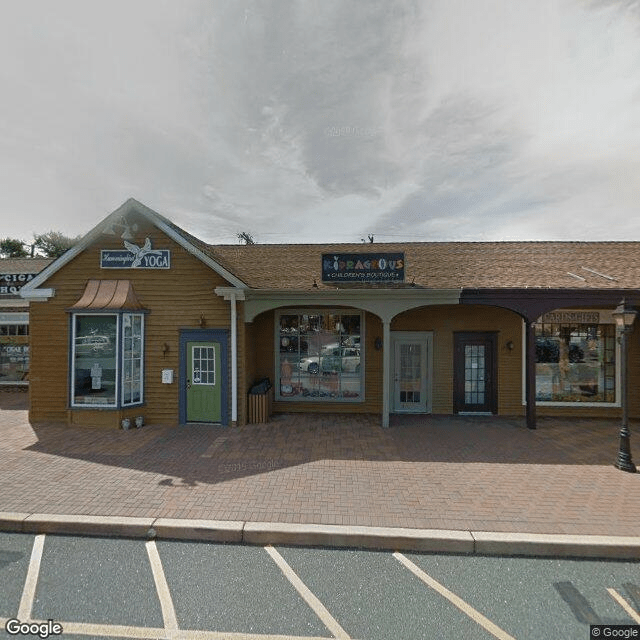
0 258 54 274
207 241 640 290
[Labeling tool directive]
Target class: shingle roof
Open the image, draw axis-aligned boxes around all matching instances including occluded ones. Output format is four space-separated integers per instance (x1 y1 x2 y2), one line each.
0 258 53 274
207 241 640 290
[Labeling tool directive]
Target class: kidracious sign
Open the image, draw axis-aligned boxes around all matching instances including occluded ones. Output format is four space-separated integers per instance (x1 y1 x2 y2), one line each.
322 253 405 282
0 273 36 295
101 238 170 269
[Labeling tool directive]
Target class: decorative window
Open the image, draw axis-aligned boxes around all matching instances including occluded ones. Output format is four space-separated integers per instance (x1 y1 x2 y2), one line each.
277 311 363 402
71 313 144 407
535 319 616 404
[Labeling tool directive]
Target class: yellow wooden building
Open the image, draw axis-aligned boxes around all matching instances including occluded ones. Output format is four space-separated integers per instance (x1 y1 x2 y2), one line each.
21 199 640 429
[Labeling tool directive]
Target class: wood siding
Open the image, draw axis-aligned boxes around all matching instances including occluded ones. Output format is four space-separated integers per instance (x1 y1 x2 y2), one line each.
29 214 234 427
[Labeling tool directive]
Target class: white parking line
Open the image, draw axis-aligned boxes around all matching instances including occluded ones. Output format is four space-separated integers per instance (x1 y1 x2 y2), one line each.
17 533 45 621
394 552 516 640
608 588 640 624
146 540 179 631
264 545 351 640
0 616 336 640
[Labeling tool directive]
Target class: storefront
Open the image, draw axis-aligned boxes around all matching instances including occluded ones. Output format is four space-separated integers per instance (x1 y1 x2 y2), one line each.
0 258 53 385
21 199 640 428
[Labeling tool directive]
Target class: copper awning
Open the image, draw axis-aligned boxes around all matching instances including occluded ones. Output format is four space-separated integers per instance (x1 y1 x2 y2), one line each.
70 280 145 311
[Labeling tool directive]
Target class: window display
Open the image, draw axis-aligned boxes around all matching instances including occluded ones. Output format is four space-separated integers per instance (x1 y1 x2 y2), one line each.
278 311 362 401
72 313 144 407
535 321 616 403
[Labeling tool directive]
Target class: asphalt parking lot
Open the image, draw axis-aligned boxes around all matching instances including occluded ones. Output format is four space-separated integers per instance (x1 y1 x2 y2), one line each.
1 532 638 640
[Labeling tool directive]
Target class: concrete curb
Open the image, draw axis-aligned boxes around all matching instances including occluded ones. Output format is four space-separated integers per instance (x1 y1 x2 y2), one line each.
1 512 640 560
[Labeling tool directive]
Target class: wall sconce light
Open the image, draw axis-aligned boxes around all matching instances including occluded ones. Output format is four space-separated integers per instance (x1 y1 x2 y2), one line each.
374 337 383 351
199 314 207 328
162 342 170 357
506 340 514 351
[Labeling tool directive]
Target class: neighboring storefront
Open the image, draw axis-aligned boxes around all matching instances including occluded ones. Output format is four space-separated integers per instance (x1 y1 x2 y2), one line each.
0 258 53 385
20 199 640 428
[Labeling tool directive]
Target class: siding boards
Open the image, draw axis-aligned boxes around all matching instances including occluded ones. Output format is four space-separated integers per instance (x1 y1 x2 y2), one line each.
29 215 233 427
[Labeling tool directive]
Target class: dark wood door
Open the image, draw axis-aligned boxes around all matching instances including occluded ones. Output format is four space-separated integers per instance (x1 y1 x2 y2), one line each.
453 332 498 414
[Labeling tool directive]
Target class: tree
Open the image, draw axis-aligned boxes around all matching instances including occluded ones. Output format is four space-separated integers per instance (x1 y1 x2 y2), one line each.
0 238 29 258
236 231 255 245
33 231 80 258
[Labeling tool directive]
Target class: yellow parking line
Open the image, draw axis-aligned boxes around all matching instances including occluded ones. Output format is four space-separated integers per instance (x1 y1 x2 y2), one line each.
394 552 516 640
608 588 640 624
264 545 351 640
146 540 179 631
17 534 45 621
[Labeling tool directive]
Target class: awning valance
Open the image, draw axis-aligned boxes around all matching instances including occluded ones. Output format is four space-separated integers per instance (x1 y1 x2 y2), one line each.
70 280 145 311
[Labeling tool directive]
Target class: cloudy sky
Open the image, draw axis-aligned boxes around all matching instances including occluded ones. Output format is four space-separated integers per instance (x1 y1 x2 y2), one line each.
2 0 640 246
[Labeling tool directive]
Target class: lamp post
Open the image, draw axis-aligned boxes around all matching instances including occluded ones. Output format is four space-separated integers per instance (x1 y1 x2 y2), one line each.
612 299 637 473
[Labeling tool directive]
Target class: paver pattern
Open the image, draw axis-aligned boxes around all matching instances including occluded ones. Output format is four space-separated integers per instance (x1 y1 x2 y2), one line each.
1 390 639 535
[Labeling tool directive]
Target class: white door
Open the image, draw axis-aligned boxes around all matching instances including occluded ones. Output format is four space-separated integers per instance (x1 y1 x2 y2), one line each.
391 332 431 413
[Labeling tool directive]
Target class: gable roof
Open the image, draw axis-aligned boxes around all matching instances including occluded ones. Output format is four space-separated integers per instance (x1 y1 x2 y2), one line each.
21 199 247 298
18 198 640 298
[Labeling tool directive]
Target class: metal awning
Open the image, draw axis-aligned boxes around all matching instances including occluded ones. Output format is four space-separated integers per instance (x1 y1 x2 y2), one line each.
70 280 145 311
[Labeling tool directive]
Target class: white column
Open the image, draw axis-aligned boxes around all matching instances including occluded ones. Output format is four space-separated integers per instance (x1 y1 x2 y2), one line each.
382 318 391 428
230 293 238 424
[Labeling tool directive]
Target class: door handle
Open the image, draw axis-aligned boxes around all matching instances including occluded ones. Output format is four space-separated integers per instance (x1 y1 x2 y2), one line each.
186 379 191 390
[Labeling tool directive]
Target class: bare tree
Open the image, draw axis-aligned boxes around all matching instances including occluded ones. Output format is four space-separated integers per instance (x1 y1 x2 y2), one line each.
236 231 255 245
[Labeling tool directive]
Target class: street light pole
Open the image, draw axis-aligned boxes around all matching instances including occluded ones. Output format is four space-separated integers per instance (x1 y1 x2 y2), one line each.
613 300 637 473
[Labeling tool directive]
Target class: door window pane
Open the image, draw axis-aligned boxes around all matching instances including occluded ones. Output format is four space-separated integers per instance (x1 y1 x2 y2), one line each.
192 346 215 385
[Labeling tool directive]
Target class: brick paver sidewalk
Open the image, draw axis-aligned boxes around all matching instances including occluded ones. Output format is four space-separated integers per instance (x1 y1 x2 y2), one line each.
1 391 639 536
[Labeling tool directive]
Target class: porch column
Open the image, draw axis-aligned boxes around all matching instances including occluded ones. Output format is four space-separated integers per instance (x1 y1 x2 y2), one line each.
382 318 391 428
525 319 537 429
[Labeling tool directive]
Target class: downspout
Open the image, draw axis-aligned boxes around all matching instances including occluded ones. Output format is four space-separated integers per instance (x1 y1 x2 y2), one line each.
382 318 391 428
231 293 238 425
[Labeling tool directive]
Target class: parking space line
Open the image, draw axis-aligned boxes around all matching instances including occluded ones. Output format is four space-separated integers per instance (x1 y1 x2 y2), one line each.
17 533 45 621
146 540 179 631
608 588 640 624
393 552 516 640
1 616 336 639
264 545 351 640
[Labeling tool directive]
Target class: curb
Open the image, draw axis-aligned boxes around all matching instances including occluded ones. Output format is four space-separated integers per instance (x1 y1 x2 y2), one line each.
1 512 640 560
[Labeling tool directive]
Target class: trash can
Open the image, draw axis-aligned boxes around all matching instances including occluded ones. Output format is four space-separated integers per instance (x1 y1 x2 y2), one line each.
247 378 273 424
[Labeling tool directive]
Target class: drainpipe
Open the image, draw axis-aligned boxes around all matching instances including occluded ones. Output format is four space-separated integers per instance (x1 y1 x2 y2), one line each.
215 287 246 426
230 293 238 425
382 318 391 428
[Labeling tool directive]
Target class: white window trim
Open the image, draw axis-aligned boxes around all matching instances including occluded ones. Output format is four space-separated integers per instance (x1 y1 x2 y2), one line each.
70 312 146 409
121 313 145 407
275 309 365 403
522 311 621 408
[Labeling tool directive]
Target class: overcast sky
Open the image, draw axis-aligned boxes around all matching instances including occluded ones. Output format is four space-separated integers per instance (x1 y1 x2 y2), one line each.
2 0 640 246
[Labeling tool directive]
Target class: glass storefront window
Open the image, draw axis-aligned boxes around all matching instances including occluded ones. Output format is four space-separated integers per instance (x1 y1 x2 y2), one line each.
535 322 616 403
72 313 144 407
278 311 362 401
73 315 118 406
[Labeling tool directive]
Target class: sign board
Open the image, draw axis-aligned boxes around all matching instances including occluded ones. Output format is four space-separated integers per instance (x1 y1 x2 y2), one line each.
0 273 36 296
101 238 170 269
322 253 405 282
540 311 601 324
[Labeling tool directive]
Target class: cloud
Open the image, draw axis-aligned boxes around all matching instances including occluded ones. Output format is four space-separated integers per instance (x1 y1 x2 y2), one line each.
1 0 640 244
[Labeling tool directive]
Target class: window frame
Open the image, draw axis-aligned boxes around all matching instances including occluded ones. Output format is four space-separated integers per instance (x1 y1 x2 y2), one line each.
523 310 620 407
70 311 145 409
275 309 365 403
